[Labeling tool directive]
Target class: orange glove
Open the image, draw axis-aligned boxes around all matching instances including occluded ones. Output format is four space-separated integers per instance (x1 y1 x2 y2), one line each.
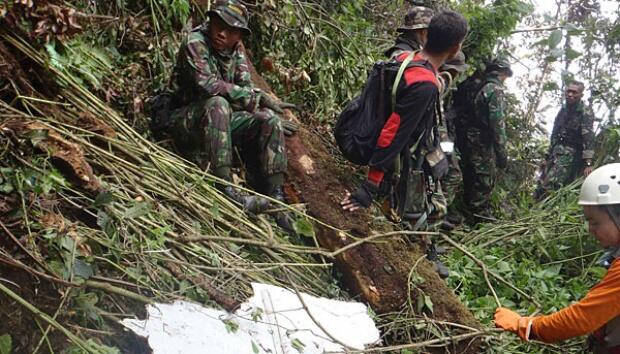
494 307 534 341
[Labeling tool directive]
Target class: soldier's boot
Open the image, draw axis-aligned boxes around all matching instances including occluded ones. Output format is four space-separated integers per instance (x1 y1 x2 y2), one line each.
220 185 270 214
426 243 450 279
268 184 297 235
440 219 456 231
446 210 464 226
532 187 545 201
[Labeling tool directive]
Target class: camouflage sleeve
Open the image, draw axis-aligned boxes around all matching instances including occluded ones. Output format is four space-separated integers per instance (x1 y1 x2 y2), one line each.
233 48 253 88
581 107 595 160
185 34 258 111
485 84 508 163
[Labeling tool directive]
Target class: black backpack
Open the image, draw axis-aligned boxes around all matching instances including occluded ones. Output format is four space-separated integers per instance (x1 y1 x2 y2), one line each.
451 73 490 129
334 52 432 165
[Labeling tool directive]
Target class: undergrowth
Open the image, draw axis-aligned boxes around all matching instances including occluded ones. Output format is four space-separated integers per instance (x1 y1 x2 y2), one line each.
445 182 603 353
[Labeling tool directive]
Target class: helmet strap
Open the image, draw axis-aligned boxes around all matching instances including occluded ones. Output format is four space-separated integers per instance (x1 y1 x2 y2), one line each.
605 205 620 233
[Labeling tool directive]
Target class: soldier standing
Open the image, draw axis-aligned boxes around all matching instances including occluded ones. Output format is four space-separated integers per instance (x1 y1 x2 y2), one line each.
166 0 292 213
385 5 434 60
455 58 512 221
534 81 595 199
437 52 468 228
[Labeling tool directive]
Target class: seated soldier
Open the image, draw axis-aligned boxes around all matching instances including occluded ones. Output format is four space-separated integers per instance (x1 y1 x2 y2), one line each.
166 0 292 213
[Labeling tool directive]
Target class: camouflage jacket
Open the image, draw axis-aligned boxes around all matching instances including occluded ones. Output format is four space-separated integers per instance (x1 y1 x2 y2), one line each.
549 101 595 160
169 25 258 111
473 75 507 161
385 37 422 60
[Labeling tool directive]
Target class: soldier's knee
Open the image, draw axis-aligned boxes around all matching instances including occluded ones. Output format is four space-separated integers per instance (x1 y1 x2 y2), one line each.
258 109 282 128
204 96 231 113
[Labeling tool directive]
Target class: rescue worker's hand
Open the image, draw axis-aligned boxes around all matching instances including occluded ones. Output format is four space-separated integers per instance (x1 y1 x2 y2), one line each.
259 94 283 113
494 307 534 341
340 181 379 211
584 166 593 177
282 120 299 136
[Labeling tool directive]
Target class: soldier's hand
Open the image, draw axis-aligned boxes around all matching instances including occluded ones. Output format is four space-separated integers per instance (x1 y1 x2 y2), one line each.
282 120 299 136
584 166 593 177
279 102 300 112
259 94 283 113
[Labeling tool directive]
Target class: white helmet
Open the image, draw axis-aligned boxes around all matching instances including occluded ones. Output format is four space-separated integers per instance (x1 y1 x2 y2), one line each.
579 163 620 206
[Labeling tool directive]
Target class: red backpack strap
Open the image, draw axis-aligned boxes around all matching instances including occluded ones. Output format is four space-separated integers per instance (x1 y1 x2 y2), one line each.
395 52 438 87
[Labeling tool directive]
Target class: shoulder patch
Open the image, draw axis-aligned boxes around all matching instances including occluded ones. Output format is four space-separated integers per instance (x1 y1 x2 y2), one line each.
404 67 438 87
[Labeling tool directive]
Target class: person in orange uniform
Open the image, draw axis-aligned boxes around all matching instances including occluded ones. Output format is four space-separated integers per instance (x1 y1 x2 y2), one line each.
494 163 620 353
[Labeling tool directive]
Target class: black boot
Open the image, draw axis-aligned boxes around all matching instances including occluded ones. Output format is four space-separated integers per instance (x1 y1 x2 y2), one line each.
426 243 450 279
220 185 270 214
270 185 286 203
269 186 297 235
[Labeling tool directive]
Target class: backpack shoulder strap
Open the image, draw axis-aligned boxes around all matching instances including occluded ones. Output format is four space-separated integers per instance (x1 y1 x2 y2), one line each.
391 51 416 112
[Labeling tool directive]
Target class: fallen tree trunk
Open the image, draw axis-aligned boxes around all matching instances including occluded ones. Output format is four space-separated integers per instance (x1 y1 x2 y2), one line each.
246 49 482 353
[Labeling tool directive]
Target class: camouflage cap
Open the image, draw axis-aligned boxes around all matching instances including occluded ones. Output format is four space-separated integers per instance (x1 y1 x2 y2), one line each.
485 57 513 77
397 6 434 32
440 51 468 73
207 0 251 36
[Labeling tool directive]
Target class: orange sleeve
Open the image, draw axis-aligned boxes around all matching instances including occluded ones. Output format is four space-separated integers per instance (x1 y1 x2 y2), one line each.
531 259 620 343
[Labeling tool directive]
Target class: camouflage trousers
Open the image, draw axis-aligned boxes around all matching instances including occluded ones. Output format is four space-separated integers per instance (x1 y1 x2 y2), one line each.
537 144 580 193
441 152 462 207
458 130 497 213
401 163 447 232
170 96 287 178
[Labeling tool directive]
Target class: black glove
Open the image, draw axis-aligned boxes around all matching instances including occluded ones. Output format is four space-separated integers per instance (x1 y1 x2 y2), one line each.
282 120 299 136
496 154 508 169
259 94 283 113
343 181 379 210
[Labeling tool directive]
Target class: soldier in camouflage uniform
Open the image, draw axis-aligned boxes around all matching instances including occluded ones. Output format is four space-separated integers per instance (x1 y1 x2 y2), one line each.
438 52 468 227
455 58 512 221
535 81 595 199
385 5 434 59
167 0 291 213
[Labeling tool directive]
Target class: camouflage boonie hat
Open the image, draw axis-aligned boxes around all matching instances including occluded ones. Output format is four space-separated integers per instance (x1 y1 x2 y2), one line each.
207 0 251 36
485 57 513 77
397 6 434 32
440 51 468 73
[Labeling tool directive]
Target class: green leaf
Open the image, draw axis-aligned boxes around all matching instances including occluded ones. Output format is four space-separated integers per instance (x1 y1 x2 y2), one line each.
97 211 115 237
293 218 315 238
291 338 305 352
548 29 563 48
122 202 150 219
423 295 434 313
251 340 260 354
26 129 49 146
542 82 559 91
94 191 114 208
60 235 76 252
222 319 239 333
0 334 12 354
73 259 94 280
565 47 581 60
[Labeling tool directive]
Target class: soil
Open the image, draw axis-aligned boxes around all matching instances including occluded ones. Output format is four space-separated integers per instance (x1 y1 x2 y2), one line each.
0 264 68 353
